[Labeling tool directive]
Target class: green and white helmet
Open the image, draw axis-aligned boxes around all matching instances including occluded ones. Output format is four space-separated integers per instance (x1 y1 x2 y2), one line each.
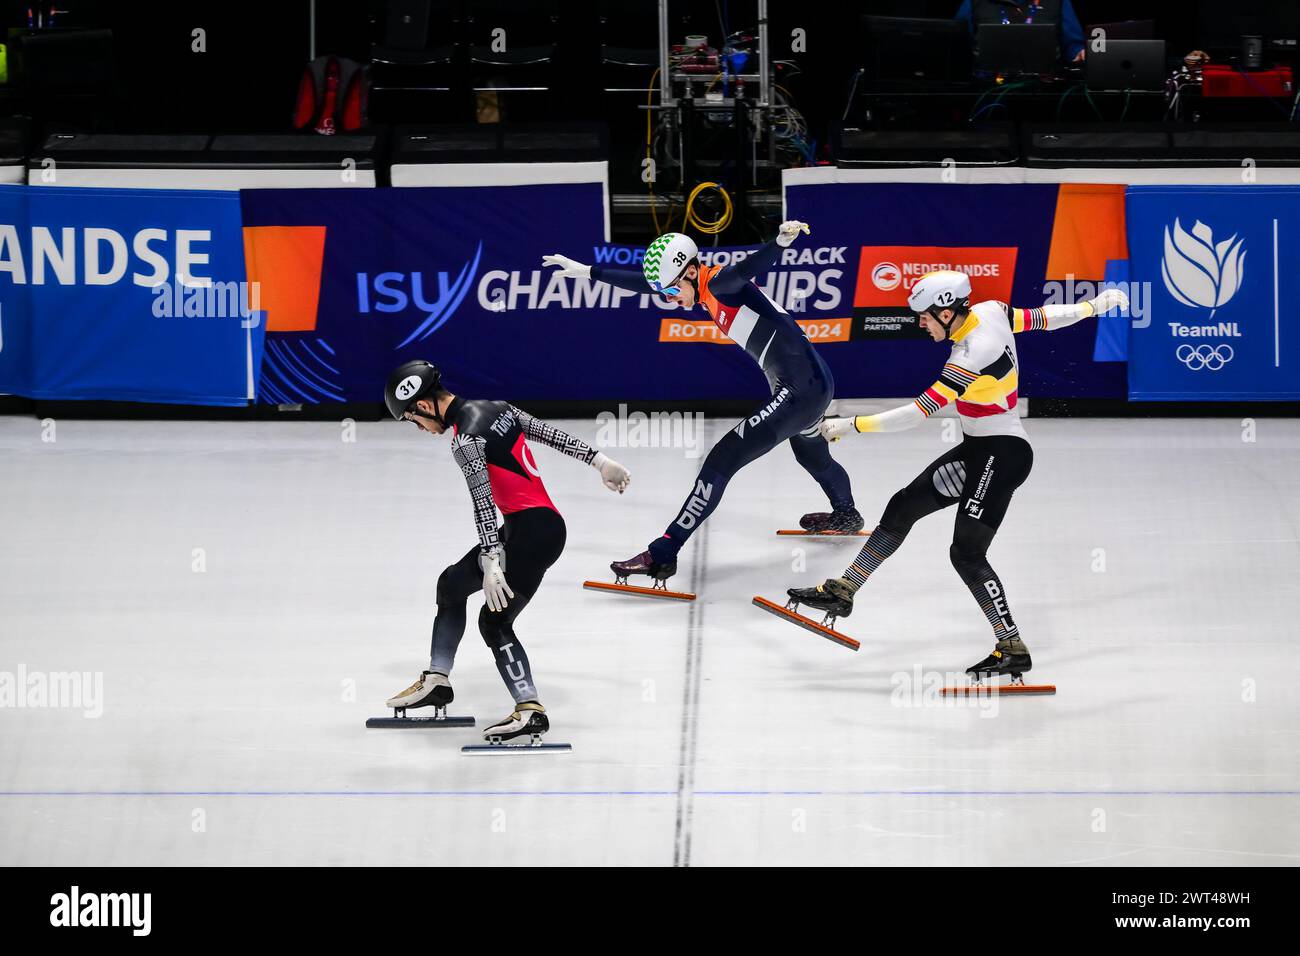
643 232 699 294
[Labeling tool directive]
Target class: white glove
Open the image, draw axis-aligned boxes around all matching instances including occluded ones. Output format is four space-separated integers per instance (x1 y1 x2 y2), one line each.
1088 287 1129 315
776 220 810 248
591 452 631 493
480 549 514 613
819 416 858 442
542 254 592 279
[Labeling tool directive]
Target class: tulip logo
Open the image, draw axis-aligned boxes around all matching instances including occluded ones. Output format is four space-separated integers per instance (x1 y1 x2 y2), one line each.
1161 218 1246 318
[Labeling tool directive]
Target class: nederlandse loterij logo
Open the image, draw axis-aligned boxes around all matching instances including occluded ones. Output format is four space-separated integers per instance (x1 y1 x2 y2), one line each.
1161 218 1246 318
871 261 901 291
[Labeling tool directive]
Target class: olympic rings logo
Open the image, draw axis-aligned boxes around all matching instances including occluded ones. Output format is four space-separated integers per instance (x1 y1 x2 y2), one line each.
1176 343 1234 371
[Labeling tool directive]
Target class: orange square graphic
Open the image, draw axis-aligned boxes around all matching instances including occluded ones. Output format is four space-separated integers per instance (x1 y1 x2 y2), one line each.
242 225 327 332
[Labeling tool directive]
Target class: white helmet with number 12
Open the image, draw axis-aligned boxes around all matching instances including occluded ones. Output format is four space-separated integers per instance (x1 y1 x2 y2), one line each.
907 269 972 316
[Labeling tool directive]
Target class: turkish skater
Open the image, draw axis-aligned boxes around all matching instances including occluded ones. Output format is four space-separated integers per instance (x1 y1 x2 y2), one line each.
781 271 1128 678
382 360 630 741
543 220 858 591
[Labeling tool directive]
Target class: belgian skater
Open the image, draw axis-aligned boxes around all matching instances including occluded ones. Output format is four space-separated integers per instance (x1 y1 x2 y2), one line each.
381 360 630 743
775 271 1128 680
543 220 858 595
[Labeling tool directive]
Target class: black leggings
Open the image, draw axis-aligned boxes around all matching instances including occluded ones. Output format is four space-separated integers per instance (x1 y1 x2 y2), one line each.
429 507 566 703
882 435 1033 546
845 434 1032 641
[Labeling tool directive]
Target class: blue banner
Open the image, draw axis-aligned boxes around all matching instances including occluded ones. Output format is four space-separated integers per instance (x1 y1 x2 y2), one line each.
0 185 260 405
1127 186 1300 401
243 181 1129 405
241 184 785 404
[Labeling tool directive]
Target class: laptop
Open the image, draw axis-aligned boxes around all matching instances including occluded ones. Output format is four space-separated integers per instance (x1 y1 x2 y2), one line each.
861 16 971 82
975 23 1059 76
1086 39 1167 90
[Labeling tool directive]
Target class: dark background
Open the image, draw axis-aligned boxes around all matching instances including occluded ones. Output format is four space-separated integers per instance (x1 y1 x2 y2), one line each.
3 1 1295 140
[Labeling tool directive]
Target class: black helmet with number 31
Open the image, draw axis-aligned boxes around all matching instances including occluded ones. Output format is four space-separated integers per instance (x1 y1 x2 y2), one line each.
385 360 443 423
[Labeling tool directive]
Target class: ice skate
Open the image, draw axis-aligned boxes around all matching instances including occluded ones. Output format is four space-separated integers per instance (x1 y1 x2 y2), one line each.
611 549 677 584
752 577 860 651
941 637 1056 697
966 635 1032 680
462 701 572 754
386 670 453 710
781 507 866 536
583 548 696 601
788 577 856 619
366 671 475 728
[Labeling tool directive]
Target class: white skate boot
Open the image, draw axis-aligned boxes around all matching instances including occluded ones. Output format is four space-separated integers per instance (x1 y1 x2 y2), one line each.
366 671 474 729
386 670 453 710
462 701 571 754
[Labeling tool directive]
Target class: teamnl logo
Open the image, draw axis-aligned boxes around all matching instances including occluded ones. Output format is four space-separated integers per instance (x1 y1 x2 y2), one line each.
1162 218 1245 371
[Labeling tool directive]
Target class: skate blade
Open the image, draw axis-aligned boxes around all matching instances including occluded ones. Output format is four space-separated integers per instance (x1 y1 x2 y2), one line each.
941 682 1056 697
776 529 868 537
366 715 476 728
582 580 696 601
462 741 573 754
752 596 860 651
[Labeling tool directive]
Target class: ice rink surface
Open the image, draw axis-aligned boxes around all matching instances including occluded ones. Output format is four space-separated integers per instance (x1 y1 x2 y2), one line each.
2 414 1299 866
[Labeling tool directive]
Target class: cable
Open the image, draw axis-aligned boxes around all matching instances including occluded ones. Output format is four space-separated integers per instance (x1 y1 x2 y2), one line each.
644 67 677 234
684 181 733 235
1055 83 1079 121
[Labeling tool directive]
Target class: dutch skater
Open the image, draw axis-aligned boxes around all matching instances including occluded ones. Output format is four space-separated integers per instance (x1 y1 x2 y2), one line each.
382 360 630 741
543 220 858 590
784 271 1128 679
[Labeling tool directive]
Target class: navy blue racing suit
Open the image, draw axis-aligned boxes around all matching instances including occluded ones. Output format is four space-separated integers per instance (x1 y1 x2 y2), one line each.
591 238 854 561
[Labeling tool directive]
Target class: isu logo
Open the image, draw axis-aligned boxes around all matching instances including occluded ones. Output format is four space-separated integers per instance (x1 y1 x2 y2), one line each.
871 261 901 291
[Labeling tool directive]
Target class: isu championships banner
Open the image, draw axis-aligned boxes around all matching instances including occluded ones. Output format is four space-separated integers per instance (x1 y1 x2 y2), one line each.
242 181 1132 404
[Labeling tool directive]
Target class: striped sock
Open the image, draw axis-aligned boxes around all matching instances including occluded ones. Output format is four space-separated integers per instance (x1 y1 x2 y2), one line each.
842 526 906 592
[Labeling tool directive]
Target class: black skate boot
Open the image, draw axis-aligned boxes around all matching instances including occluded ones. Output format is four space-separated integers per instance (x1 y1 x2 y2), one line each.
611 549 677 586
786 577 856 619
799 507 865 534
966 635 1032 680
